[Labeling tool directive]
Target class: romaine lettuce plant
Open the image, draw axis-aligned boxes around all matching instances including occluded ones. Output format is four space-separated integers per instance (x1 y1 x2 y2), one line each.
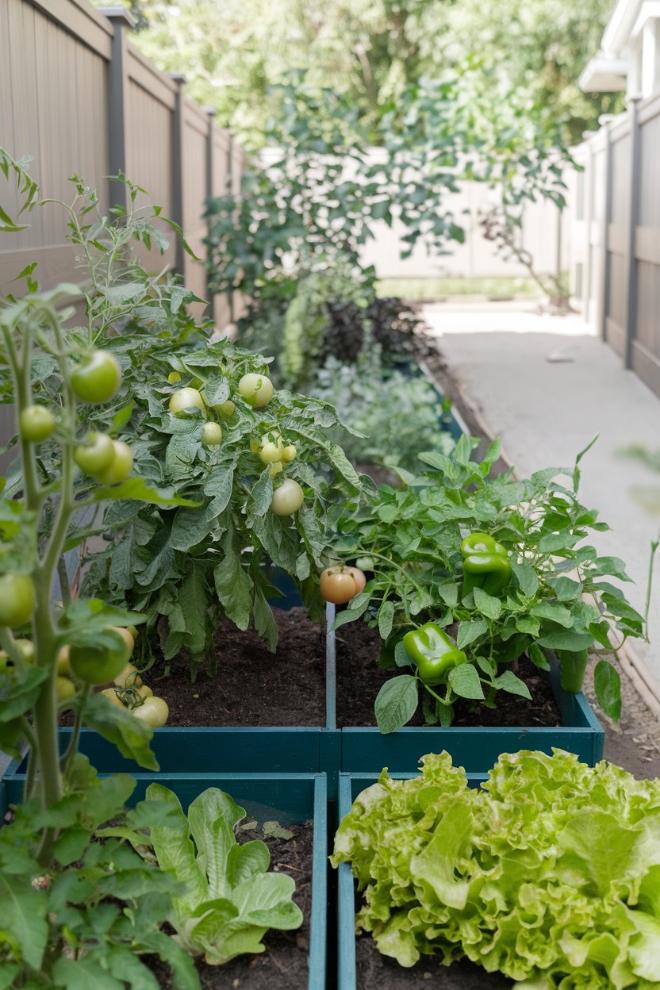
331 436 644 729
143 785 303 964
332 748 660 988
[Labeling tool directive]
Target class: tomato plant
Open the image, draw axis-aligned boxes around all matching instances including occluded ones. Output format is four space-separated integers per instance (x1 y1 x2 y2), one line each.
0 171 361 674
0 156 203 987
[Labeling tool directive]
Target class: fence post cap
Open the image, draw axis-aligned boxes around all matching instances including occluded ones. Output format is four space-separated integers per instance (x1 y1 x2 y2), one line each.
98 6 136 28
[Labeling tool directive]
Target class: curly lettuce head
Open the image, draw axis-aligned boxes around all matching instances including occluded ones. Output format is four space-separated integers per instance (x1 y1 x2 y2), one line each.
331 749 660 988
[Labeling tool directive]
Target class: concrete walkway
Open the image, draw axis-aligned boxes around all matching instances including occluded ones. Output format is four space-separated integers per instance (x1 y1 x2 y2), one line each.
424 300 660 700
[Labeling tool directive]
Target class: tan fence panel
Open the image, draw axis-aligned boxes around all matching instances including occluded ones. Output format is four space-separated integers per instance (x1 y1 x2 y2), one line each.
182 100 210 313
125 46 176 272
0 0 110 293
210 128 233 329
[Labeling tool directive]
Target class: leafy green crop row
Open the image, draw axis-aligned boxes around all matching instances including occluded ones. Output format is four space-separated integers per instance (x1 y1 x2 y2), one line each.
332 749 660 987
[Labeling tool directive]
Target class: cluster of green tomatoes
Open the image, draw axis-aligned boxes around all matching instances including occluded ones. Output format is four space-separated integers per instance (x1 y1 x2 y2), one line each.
167 370 305 517
1 349 169 723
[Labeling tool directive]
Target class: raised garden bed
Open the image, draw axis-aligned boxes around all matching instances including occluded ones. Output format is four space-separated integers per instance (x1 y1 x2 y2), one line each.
2 603 603 800
2 771 328 990
336 771 508 990
22 587 343 798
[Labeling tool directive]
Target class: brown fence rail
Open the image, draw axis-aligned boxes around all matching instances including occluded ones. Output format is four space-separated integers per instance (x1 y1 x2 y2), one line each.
570 93 660 397
0 0 241 322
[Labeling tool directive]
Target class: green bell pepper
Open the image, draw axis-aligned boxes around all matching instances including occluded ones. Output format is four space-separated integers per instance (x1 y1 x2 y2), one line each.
557 649 588 693
461 531 511 595
403 622 467 686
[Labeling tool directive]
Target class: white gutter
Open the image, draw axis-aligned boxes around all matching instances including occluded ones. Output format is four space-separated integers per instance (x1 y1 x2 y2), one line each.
579 54 629 91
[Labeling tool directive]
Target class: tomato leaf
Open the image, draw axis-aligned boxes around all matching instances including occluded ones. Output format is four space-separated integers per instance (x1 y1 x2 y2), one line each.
81 694 158 771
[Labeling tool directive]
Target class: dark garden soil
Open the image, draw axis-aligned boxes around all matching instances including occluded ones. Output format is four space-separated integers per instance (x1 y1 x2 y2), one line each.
149 821 313 990
150 608 325 726
336 621 562 727
357 936 511 989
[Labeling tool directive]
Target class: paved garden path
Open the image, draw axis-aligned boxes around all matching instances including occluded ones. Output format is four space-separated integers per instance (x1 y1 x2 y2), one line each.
423 300 660 721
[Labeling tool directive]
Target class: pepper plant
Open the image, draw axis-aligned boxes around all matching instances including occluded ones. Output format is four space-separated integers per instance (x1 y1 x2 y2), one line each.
331 435 644 731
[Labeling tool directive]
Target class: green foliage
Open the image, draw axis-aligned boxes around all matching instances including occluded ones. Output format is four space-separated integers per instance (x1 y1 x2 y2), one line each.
207 69 576 318
143 785 303 965
0 761 200 988
83 336 360 664
331 437 643 727
332 749 660 985
310 354 454 472
280 259 373 390
110 0 619 144
0 170 361 669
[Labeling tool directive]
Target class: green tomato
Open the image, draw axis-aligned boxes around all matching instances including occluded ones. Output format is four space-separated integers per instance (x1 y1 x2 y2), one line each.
69 631 132 685
168 371 182 384
20 405 55 443
269 462 283 478
215 399 236 417
74 432 116 477
56 676 77 703
281 444 297 463
271 479 304 516
132 696 169 727
259 441 283 464
169 387 206 417
202 422 223 445
0 574 35 628
95 440 132 485
71 350 121 404
238 373 274 408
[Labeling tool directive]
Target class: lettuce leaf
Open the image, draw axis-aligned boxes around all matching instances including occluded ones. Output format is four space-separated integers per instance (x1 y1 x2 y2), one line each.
332 749 660 986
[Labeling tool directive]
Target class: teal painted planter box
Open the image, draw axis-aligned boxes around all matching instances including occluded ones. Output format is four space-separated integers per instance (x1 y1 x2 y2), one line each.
9 593 342 796
3 771 328 990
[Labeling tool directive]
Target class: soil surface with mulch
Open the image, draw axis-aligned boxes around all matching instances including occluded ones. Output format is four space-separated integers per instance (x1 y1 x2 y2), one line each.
149 821 312 990
150 608 325 726
336 620 562 727
356 937 511 989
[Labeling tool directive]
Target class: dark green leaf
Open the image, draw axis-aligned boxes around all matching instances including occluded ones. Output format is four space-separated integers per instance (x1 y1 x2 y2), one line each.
448 663 484 700
594 660 622 720
374 675 418 734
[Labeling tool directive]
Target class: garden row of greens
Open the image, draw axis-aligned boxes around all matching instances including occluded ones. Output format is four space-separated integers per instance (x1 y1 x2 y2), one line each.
0 143 647 989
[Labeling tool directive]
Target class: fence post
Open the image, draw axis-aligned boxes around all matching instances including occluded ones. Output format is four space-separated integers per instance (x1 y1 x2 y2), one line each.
596 122 612 340
623 98 641 369
169 74 186 278
99 7 135 213
226 135 236 323
205 108 216 317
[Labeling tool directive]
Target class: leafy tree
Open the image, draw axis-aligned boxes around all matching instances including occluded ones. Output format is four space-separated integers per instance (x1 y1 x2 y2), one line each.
96 0 621 144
